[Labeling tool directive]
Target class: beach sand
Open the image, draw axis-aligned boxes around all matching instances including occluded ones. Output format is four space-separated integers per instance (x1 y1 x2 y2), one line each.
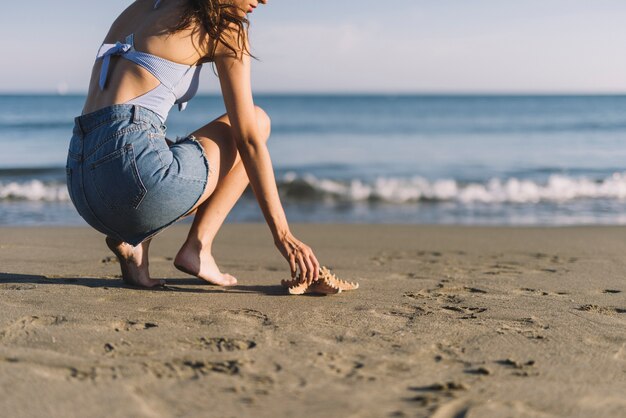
1 224 625 418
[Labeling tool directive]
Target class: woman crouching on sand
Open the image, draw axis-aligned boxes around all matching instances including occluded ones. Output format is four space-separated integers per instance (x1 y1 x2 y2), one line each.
66 0 319 288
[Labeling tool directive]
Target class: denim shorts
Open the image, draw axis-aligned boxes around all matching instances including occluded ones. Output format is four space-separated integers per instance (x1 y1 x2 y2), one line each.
66 104 209 246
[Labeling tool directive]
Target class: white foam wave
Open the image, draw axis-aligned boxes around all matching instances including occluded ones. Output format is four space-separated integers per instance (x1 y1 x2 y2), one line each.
280 172 626 204
0 180 69 202
6 173 626 204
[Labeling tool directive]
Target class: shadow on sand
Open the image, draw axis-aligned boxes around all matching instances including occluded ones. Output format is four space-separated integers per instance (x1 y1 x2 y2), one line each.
0 273 287 296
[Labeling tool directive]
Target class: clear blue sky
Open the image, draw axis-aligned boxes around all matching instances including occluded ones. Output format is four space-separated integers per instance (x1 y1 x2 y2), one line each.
1 0 625 93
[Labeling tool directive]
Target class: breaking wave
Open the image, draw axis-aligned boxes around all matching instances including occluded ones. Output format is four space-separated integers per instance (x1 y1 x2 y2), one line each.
6 172 626 204
277 172 626 204
0 180 69 202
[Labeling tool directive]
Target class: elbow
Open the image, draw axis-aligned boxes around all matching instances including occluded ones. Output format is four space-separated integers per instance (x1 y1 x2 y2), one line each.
255 105 271 140
233 105 272 152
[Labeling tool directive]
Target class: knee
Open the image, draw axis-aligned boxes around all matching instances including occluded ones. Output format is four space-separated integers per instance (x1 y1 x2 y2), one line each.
254 105 271 141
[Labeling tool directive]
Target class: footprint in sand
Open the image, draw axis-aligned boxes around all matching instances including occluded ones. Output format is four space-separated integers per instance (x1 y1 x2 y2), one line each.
66 358 246 382
225 309 273 326
404 282 490 319
383 305 434 322
171 359 244 377
112 320 158 332
437 281 490 296
197 337 256 352
465 366 492 376
192 309 273 331
483 262 523 276
496 358 539 377
464 286 488 294
432 342 467 365
0 315 67 343
483 252 577 277
403 291 430 300
388 272 425 280
403 282 490 306
496 317 549 341
441 305 488 319
315 351 372 380
518 288 570 297
577 304 626 315
406 381 469 410
371 250 446 266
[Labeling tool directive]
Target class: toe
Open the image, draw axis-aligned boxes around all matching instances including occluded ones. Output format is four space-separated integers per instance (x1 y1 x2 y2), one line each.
224 274 238 286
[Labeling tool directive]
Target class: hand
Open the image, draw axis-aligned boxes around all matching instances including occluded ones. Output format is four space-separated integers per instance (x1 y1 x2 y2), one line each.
275 232 320 285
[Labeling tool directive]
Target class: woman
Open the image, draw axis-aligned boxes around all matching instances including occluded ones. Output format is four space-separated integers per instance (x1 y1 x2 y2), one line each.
66 0 319 288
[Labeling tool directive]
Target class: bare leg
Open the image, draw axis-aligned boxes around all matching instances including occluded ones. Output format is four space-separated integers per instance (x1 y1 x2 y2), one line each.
105 237 164 288
174 106 271 286
173 162 248 286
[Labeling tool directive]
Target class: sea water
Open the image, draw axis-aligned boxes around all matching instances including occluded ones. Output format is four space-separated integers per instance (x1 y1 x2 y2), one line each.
2 94 626 226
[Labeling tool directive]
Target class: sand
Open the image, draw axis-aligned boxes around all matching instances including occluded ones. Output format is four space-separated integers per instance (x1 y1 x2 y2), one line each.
1 224 625 418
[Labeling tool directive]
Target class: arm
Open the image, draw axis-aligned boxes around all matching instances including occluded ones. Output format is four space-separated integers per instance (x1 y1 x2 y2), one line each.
214 40 319 284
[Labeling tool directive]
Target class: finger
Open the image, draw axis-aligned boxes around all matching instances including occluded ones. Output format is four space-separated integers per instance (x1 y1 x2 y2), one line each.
297 254 308 283
304 252 315 285
289 254 297 278
309 252 320 281
297 254 308 284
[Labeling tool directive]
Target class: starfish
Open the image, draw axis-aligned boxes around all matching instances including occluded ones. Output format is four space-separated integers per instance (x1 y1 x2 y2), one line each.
281 266 359 295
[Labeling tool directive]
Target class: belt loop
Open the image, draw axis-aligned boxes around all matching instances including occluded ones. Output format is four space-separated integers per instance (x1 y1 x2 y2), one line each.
130 105 137 124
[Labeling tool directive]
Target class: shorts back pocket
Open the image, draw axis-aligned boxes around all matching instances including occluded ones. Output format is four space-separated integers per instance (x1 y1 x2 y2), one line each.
89 143 147 210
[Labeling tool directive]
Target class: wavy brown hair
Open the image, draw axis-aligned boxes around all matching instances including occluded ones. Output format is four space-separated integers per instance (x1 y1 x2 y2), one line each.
169 0 251 61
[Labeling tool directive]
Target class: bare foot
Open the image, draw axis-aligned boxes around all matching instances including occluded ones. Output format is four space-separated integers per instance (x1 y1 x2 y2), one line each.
105 237 164 288
174 241 237 286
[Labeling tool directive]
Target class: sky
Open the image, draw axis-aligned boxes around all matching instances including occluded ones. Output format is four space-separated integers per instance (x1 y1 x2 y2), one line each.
1 0 625 94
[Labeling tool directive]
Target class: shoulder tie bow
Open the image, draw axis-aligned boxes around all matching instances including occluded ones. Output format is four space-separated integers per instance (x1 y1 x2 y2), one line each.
96 42 132 90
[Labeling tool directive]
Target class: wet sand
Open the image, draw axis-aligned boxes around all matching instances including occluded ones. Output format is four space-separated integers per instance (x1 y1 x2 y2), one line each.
1 224 625 418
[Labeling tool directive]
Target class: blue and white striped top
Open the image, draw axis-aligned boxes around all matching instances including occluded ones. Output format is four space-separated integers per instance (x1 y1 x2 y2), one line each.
95 0 203 123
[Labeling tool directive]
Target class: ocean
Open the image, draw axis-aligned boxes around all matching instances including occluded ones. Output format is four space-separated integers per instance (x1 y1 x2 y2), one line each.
2 94 626 226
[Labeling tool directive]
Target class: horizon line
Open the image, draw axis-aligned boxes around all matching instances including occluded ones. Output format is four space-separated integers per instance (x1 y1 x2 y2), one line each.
2 91 626 97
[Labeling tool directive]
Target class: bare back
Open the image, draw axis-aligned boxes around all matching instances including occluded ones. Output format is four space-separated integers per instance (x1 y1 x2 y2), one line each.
83 0 209 115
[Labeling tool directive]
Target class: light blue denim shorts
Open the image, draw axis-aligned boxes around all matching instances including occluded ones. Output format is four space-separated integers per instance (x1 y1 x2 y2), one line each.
66 104 209 245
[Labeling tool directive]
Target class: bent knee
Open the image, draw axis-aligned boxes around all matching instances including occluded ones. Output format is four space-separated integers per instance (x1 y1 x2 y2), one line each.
254 105 271 140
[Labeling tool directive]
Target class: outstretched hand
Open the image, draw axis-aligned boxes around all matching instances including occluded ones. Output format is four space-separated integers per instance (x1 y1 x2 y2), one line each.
275 232 320 285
